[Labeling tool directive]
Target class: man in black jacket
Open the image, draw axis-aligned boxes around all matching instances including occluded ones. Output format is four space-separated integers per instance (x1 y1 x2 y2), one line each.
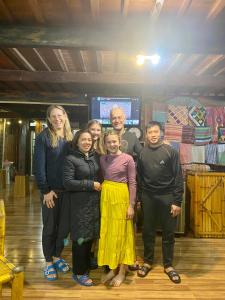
137 121 183 284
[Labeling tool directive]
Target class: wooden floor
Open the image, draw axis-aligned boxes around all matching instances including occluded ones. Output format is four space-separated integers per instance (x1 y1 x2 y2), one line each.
1 182 225 300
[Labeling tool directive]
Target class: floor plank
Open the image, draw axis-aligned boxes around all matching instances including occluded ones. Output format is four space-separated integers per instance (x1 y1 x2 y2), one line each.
1 183 225 299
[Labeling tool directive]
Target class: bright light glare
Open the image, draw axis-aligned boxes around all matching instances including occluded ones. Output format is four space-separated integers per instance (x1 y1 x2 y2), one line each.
6 121 11 125
149 54 160 65
136 54 161 66
18 120 22 124
136 55 145 66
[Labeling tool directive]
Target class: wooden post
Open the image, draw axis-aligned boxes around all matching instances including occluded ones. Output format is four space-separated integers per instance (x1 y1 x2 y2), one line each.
11 267 24 300
14 175 29 197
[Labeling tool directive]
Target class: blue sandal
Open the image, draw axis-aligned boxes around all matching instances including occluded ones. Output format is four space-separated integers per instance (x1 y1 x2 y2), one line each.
54 258 70 273
72 274 94 286
44 265 57 281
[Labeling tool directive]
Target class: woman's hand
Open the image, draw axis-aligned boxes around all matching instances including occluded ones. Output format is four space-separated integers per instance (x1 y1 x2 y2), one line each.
126 205 134 219
43 191 57 208
93 181 101 191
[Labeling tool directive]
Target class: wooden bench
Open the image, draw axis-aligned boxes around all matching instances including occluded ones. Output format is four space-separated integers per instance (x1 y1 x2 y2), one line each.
0 199 24 299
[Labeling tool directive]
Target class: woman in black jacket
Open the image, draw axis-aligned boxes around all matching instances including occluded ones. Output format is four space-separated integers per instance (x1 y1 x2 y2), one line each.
63 129 101 286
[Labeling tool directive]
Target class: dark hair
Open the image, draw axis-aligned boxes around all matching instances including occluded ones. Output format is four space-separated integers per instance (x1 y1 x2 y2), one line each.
146 121 162 132
71 129 93 151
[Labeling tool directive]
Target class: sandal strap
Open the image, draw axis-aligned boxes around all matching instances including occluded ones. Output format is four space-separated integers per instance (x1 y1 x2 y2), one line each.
165 269 181 283
140 265 151 272
44 265 57 276
54 259 70 270
167 270 180 278
78 274 89 281
54 258 66 266
73 274 93 286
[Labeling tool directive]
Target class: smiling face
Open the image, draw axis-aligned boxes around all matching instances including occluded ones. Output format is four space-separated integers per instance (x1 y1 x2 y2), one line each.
48 107 66 131
77 132 93 154
146 125 161 144
88 122 102 141
104 133 121 155
110 108 125 132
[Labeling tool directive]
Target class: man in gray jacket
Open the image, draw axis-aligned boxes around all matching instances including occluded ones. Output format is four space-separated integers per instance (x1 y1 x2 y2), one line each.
110 107 142 157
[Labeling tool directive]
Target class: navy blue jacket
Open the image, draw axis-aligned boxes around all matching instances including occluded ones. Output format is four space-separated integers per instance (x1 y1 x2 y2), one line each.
33 128 69 194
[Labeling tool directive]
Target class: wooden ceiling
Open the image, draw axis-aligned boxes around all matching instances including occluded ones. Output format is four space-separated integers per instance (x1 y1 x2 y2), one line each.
0 0 225 120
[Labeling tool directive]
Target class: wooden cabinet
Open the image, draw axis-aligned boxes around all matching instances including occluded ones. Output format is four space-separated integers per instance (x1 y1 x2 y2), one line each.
187 172 225 238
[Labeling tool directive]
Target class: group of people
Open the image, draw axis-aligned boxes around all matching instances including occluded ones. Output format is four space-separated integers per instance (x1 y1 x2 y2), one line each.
33 104 184 287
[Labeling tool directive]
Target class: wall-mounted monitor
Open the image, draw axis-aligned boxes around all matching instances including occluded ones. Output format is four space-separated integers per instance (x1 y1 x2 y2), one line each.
90 96 141 126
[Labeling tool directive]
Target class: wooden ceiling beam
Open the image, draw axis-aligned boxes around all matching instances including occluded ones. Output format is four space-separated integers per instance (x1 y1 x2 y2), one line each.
0 70 224 89
177 0 192 17
28 0 45 24
207 0 225 21
53 49 69 72
0 91 88 104
78 51 87 73
96 50 102 73
90 0 100 21
196 55 225 76
121 0 129 17
214 66 225 76
0 0 13 23
32 48 51 71
10 48 36 71
0 23 225 54
0 112 21 118
151 0 165 20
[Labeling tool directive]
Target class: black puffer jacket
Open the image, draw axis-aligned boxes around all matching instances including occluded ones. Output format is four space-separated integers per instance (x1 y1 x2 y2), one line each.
62 148 100 241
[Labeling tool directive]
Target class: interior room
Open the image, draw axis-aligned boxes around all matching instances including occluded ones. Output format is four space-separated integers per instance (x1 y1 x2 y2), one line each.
0 0 225 299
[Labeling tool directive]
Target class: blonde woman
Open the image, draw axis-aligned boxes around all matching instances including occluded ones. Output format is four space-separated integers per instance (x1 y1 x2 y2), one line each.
87 119 105 155
98 130 136 286
34 105 73 281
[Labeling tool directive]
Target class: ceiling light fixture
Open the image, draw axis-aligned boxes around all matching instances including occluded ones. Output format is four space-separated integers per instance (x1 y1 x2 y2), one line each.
136 54 161 66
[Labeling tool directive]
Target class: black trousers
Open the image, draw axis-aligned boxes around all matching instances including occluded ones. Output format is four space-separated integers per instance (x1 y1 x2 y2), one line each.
41 191 65 262
72 240 93 275
141 190 177 268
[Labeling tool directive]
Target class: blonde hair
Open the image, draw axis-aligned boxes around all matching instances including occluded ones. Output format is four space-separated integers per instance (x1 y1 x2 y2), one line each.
46 105 73 147
87 119 105 155
103 129 121 145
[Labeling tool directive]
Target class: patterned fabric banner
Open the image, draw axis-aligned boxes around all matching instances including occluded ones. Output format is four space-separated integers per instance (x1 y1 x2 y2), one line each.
205 144 218 164
191 145 205 163
218 144 225 165
180 143 192 164
194 127 212 145
167 105 188 126
188 106 206 126
182 125 195 144
164 123 182 142
205 107 225 142
218 127 225 144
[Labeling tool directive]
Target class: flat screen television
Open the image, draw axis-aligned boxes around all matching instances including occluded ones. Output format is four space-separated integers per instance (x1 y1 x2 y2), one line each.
90 96 141 126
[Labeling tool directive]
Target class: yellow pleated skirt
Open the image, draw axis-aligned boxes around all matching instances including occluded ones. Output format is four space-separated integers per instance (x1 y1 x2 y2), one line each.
97 180 135 269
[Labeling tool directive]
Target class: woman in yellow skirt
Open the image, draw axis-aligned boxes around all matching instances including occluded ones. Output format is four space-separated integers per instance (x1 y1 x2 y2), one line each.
98 130 136 286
